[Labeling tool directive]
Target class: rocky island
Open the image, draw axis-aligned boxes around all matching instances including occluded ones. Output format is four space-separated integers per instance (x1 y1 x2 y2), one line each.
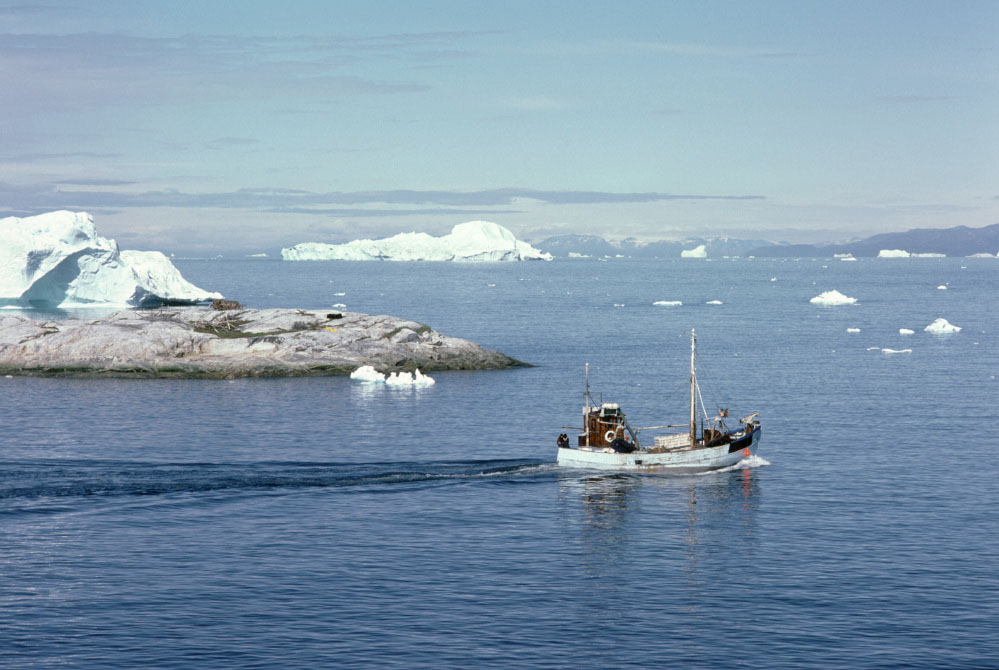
0 307 525 378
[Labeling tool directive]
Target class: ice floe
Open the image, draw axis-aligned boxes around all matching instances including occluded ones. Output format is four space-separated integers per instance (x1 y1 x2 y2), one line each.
281 221 553 262
350 366 436 386
350 365 385 382
899 328 914 335
680 244 707 258
846 328 861 333
882 348 912 354
0 211 222 308
924 318 961 334
653 300 682 307
936 285 947 290
706 300 723 305
809 290 857 305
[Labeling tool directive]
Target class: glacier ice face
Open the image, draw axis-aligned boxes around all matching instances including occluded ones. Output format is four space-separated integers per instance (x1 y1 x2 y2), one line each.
0 211 222 308
281 221 553 262
809 290 857 305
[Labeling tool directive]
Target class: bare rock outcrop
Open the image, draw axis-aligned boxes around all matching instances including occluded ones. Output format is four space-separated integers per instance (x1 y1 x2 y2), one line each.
0 308 526 378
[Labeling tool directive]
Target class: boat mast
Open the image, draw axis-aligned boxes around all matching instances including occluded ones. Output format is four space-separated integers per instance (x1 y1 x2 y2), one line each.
584 362 590 447
689 329 697 446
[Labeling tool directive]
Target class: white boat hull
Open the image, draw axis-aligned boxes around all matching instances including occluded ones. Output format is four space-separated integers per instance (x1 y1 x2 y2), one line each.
556 427 761 473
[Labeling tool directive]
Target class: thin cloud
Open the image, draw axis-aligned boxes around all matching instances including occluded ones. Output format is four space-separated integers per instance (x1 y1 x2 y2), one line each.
1 182 766 213
879 95 960 104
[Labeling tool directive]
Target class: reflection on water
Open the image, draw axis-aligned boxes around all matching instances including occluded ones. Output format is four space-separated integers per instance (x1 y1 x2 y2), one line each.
559 467 762 581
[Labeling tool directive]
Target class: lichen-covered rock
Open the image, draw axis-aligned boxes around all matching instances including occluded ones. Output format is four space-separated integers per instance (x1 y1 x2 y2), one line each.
0 307 526 378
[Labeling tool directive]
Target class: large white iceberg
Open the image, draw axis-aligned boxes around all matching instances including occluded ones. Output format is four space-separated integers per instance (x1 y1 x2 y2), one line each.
680 244 707 258
924 318 961 334
809 290 857 305
0 211 222 308
878 249 911 258
282 221 553 262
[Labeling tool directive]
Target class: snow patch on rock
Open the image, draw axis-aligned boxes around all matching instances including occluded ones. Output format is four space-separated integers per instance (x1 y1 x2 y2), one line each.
282 221 553 262
0 211 221 308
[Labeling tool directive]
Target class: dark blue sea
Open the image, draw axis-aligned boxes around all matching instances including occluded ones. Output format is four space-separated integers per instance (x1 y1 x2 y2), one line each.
2 257 997 669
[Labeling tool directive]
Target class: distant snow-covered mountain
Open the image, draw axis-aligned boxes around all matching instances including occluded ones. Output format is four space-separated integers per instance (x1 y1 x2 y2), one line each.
746 223 999 258
534 234 771 258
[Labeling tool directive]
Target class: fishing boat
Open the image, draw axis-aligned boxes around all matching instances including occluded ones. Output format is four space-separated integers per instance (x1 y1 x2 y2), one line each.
555 330 761 472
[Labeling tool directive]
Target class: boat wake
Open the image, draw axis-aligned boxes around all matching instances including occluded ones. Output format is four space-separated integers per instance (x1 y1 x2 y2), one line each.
712 454 771 473
0 459 553 514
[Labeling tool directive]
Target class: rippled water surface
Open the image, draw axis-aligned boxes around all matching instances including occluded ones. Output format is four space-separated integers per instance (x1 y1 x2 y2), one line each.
2 258 997 668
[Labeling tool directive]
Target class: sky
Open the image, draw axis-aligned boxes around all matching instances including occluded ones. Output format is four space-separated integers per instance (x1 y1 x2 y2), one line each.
1 0 997 255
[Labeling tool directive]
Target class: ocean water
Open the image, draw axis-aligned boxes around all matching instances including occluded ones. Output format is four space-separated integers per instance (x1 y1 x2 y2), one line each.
2 257 997 668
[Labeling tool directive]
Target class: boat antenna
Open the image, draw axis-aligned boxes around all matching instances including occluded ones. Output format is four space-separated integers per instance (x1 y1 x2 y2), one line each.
689 329 697 447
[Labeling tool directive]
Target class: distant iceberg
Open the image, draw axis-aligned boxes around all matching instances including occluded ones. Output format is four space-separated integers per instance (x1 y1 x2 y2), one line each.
680 244 707 258
912 253 945 258
899 328 914 335
809 290 857 305
282 221 553 262
966 252 998 258
936 285 947 290
653 300 682 307
878 249 911 258
924 318 961 334
846 328 861 333
0 211 222 308
706 300 723 305
882 348 912 354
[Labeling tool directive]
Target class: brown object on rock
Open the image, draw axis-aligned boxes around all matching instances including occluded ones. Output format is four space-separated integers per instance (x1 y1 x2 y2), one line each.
212 299 242 311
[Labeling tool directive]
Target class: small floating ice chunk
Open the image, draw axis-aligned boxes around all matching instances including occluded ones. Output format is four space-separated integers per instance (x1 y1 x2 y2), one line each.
334 292 346 296
613 303 625 307
899 328 914 335
653 300 682 307
770 277 777 282
882 348 912 354
350 366 386 383
385 369 436 386
706 300 723 305
846 328 861 333
924 318 961 334
810 290 857 305
332 303 347 308
936 285 947 290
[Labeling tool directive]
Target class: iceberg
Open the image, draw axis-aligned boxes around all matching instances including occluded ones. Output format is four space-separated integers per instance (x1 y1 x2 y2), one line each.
350 365 386 383
936 285 947 290
0 211 222 308
281 221 553 262
878 249 911 258
924 318 961 334
350 365 436 386
882 348 912 354
680 244 707 258
899 328 914 335
653 300 682 307
846 328 861 333
706 300 723 305
809 290 857 305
